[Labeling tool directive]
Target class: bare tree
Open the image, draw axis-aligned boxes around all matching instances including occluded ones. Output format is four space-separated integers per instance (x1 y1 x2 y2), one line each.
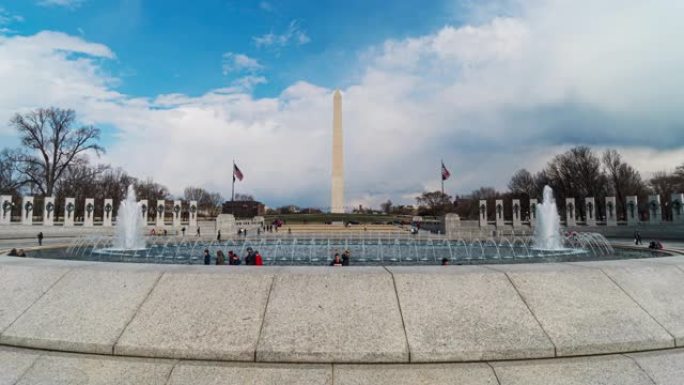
602 149 647 219
0 149 23 195
416 191 453 216
8 108 104 196
380 199 393 214
508 169 537 197
234 193 254 201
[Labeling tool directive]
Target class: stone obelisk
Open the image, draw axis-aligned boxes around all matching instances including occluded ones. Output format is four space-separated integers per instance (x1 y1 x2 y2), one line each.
331 89 344 213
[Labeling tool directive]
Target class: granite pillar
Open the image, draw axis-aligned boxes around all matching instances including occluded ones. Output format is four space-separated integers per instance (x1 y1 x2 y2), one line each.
103 199 113 227
529 198 538 227
441 213 461 237
172 200 182 228
478 200 487 228
585 197 596 226
84 198 95 227
156 200 165 227
605 196 617 226
189 200 198 228
672 193 684 224
495 200 504 228
648 195 662 224
626 196 639 226
139 200 148 225
64 198 75 227
43 197 55 226
1 195 13 225
565 198 576 227
21 196 34 226
512 199 522 228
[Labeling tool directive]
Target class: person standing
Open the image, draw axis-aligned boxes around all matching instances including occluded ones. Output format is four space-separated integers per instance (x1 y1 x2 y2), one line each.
216 250 226 265
342 250 350 266
181 227 186 236
217 230 221 242
203 249 211 265
197 227 201 237
37 232 44 246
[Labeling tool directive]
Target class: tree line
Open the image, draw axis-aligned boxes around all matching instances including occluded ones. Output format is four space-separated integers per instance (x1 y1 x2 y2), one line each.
393 146 684 221
0 107 245 219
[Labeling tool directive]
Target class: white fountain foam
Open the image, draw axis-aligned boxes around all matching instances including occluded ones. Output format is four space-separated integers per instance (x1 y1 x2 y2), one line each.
113 185 146 250
533 185 564 250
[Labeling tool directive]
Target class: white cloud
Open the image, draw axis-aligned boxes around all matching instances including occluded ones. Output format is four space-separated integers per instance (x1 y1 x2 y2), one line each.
1 0 684 209
0 7 23 29
221 52 263 75
37 0 86 8
253 20 310 49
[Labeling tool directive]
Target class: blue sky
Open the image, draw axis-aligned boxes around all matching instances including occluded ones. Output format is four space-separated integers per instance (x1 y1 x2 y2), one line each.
7 0 459 98
0 0 683 209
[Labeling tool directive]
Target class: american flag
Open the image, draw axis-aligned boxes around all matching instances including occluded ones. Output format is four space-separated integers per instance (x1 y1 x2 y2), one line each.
441 161 451 181
233 163 244 182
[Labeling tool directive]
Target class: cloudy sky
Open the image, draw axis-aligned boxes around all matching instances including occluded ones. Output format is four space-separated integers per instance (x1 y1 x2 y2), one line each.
1 0 683 209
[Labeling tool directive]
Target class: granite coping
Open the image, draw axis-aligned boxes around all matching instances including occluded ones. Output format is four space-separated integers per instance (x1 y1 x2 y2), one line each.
0 256 683 363
3 345 684 384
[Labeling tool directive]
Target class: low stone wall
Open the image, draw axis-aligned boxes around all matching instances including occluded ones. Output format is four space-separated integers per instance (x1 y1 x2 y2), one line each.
1 254 683 364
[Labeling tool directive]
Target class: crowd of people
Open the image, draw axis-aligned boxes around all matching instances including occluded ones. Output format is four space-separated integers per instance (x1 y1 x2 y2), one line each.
203 246 264 265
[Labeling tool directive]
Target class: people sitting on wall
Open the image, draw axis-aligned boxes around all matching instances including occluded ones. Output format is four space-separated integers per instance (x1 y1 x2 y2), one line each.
150 229 156 236
216 250 226 265
244 247 255 265
342 250 351 266
228 251 241 265
203 249 211 265
330 253 342 266
648 241 664 250
254 250 263 266
442 257 450 266
8 248 18 256
17 249 26 257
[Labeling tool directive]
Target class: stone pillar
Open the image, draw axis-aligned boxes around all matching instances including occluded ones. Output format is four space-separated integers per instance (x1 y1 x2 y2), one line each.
83 198 95 227
139 200 148 225
172 200 182 228
64 198 76 227
43 197 55 226
565 198 576 227
671 193 684 224
626 196 638 226
529 198 538 227
441 213 461 237
216 214 236 236
585 197 596 226
189 200 198 228
478 200 487 228
1 195 13 225
156 200 165 227
605 196 617 226
511 199 522 228
495 200 504 228
648 195 662 224
103 199 113 227
21 196 34 226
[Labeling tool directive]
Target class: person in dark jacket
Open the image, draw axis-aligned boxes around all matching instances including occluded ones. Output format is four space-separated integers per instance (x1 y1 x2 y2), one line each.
217 230 221 242
330 253 342 266
228 251 241 265
37 232 44 246
8 248 18 256
244 247 255 265
341 250 350 266
203 249 211 265
216 250 226 265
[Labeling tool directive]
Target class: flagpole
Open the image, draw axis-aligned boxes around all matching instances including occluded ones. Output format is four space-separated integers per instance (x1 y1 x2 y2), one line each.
441 159 444 195
231 159 235 214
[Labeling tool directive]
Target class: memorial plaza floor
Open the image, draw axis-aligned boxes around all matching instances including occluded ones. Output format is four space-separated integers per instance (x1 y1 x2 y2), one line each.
0 232 684 384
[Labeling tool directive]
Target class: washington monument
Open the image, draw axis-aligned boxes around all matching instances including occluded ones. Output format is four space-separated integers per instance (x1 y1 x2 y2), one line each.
331 89 344 213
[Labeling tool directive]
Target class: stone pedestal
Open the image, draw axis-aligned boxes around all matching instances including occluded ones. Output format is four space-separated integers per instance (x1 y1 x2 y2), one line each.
21 196 34 226
605 196 617 226
64 198 75 227
84 198 95 227
156 200 166 227
441 213 461 237
103 199 113 227
495 200 504 228
585 197 596 226
511 199 522 228
139 200 148 225
216 214 236 235
529 199 538 227
43 197 55 226
189 201 198 228
672 193 684 224
478 200 487 228
626 196 638 226
565 198 576 227
648 195 662 224
1 195 13 225
172 200 182 228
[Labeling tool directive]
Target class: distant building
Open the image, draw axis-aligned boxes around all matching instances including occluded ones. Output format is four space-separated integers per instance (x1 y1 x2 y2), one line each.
222 200 265 218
